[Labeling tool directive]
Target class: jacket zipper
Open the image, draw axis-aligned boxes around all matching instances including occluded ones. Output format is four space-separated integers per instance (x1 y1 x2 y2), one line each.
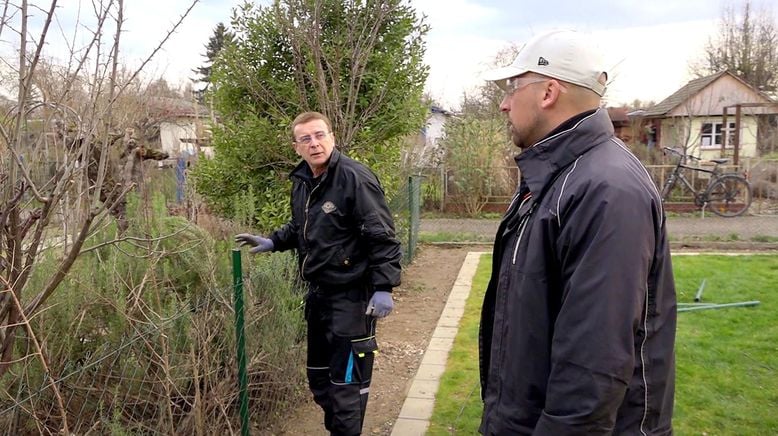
511 202 536 265
300 181 322 282
503 190 523 217
490 194 533 419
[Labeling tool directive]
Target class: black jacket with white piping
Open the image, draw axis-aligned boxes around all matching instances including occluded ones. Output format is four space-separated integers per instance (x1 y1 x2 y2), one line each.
479 108 676 435
269 149 402 291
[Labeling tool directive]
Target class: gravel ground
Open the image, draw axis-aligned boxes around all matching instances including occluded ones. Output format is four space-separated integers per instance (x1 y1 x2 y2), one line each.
420 215 778 241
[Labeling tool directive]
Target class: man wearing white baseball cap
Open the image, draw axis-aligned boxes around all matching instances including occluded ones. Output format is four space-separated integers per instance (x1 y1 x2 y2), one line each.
479 30 676 435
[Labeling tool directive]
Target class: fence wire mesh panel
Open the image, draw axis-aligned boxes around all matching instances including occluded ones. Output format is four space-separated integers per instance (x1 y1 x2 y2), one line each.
415 159 777 216
743 158 778 214
407 176 421 263
389 175 422 264
0 251 307 435
645 158 778 215
415 165 520 215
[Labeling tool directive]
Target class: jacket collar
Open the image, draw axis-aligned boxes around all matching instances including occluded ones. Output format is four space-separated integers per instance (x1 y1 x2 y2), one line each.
516 108 613 198
290 148 342 183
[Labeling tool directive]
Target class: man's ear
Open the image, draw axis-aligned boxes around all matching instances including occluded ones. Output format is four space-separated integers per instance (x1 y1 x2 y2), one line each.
539 80 563 109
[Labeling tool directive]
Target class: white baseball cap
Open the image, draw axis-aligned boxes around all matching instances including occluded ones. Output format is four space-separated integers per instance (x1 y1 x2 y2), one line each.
484 30 608 96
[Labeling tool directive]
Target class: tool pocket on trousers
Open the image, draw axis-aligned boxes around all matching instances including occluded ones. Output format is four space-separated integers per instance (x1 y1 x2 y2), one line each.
347 336 378 384
332 298 368 337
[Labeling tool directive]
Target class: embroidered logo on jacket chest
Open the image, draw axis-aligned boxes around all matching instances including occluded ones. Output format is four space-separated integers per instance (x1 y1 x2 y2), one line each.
321 201 337 214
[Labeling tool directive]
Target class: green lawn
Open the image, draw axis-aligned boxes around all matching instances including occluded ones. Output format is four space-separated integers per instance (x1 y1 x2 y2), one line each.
418 231 493 243
426 253 490 435
429 254 778 435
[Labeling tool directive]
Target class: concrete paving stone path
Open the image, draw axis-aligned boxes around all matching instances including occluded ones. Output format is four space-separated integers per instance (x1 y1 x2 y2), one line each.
391 251 486 436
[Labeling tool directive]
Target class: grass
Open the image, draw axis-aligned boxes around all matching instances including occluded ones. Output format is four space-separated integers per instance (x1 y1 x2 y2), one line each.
672 255 778 434
698 233 741 242
419 231 493 243
429 253 778 435
669 233 778 243
427 254 490 435
420 210 503 220
751 234 778 243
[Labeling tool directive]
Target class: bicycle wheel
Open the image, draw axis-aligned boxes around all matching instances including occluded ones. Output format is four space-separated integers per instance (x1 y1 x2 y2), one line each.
704 175 752 217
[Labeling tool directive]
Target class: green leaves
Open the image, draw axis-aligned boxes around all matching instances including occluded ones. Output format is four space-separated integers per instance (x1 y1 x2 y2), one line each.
192 0 429 230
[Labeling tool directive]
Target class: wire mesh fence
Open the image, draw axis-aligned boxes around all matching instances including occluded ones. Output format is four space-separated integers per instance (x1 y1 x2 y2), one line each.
415 157 778 216
0 250 307 435
0 153 309 435
412 165 519 214
389 175 422 264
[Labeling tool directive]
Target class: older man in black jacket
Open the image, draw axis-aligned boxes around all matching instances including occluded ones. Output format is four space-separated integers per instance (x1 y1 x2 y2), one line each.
479 30 676 435
236 111 401 436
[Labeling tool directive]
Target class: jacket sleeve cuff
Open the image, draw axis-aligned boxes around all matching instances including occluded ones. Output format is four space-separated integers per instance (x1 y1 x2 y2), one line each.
373 286 393 294
268 234 281 252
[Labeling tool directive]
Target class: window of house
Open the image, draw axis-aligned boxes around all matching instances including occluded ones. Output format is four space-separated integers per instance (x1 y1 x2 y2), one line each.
700 122 736 148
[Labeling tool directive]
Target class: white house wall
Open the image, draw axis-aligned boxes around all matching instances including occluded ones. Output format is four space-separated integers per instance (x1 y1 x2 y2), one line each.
659 116 758 159
415 112 448 165
688 116 758 159
160 121 197 157
426 113 446 144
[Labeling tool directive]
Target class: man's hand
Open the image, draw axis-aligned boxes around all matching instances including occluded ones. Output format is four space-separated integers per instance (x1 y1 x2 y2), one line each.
365 291 393 318
235 234 274 254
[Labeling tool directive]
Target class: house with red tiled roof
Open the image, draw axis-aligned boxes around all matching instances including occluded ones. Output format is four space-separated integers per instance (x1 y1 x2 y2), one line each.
607 107 632 142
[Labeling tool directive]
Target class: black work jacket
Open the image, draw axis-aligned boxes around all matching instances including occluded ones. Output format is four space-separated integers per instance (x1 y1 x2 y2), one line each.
269 149 402 291
479 109 676 435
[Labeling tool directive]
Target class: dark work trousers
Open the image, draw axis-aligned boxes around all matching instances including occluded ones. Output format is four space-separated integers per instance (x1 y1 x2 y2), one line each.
305 285 378 436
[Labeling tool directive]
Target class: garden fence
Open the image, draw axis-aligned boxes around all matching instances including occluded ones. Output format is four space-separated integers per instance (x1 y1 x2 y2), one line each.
416 157 778 214
0 252 306 435
389 175 422 264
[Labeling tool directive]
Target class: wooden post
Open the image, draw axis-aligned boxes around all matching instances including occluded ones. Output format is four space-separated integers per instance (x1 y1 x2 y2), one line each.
721 106 728 158
734 104 741 166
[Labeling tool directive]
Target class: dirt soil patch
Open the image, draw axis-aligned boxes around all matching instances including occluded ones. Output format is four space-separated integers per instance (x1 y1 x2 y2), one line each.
274 245 483 435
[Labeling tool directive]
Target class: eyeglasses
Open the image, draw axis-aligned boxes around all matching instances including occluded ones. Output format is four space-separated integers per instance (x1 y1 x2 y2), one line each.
497 76 549 97
295 131 330 146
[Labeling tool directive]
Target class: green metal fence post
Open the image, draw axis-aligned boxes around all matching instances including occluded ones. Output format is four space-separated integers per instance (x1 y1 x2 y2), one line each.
232 249 250 436
406 175 421 263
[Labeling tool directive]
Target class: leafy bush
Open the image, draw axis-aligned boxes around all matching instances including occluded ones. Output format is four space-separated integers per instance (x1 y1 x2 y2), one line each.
191 0 428 230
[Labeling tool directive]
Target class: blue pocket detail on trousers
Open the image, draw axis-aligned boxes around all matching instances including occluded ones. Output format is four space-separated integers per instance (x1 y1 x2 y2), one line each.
345 352 354 383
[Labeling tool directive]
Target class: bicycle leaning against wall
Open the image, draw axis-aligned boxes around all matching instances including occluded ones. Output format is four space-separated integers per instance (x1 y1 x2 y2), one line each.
659 146 753 217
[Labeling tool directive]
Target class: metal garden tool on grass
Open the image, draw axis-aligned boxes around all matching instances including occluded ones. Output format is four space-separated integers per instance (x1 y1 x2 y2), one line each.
677 278 760 313
694 279 706 302
678 300 760 312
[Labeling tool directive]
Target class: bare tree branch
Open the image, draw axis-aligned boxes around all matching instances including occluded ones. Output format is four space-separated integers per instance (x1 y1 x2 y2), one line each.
0 0 10 40
80 224 194 255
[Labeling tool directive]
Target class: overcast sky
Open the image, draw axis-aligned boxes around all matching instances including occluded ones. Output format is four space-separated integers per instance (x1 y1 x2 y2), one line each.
2 0 774 108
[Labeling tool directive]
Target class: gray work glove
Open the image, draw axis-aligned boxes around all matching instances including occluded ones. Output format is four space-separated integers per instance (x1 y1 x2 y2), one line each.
235 234 274 254
365 291 393 318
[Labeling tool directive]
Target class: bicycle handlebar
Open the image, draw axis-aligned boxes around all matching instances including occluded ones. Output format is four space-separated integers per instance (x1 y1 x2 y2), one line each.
662 146 681 155
663 146 701 161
